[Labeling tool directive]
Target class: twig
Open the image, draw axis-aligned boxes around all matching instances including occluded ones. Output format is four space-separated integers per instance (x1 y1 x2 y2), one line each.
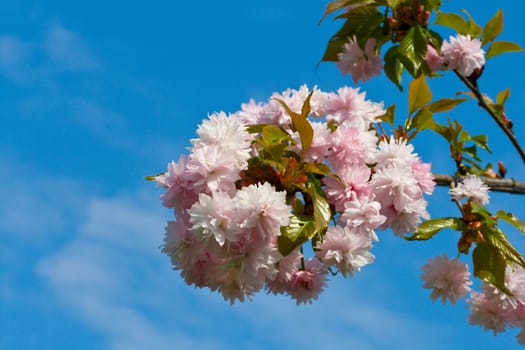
434 173 525 195
454 70 525 164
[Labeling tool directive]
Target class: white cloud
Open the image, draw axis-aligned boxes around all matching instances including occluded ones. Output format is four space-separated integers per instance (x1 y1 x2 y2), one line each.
0 155 86 239
44 23 99 71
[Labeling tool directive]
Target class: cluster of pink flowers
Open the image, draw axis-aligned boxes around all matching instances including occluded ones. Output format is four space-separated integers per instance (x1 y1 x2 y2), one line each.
156 85 434 304
468 265 525 345
336 37 383 84
421 255 525 345
421 254 472 304
426 34 486 77
449 174 490 205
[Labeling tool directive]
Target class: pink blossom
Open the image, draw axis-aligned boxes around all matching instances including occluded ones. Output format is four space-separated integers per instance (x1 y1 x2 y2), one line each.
386 199 430 235
337 37 383 84
287 258 328 305
442 34 485 76
234 182 291 242
315 224 375 276
339 195 385 241
233 98 265 125
323 86 384 129
156 156 198 211
468 291 509 335
163 219 223 288
412 159 436 194
185 144 243 194
216 241 282 304
449 174 490 205
188 191 241 246
323 164 371 212
328 125 377 171
266 249 302 295
374 137 418 170
426 45 444 71
191 112 252 174
421 255 472 304
372 165 422 215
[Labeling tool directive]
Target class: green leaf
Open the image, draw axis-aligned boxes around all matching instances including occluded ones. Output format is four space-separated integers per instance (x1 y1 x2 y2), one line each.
497 210 525 236
321 37 348 62
383 46 403 90
398 26 429 77
470 134 492 153
378 104 396 125
319 0 372 23
278 214 316 256
405 217 466 240
304 162 333 176
261 124 291 143
471 202 496 224
411 107 435 131
486 41 524 59
482 9 503 45
273 97 314 154
305 173 332 232
485 227 525 269
496 88 510 105
427 98 467 113
472 242 511 294
408 74 432 115
460 9 482 37
145 172 164 181
435 12 470 34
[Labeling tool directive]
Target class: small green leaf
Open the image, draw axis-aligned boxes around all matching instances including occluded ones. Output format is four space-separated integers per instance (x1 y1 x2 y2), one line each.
497 210 525 236
306 173 332 232
470 134 492 153
496 88 510 105
405 217 466 240
461 9 482 37
411 107 435 131
321 37 348 62
471 203 496 224
485 227 525 269
435 12 470 34
319 0 371 23
427 98 467 113
486 41 524 59
472 242 511 295
384 46 403 90
408 75 432 115
261 124 291 143
145 173 164 181
482 9 503 45
273 98 314 154
378 104 396 125
278 214 316 256
304 162 333 176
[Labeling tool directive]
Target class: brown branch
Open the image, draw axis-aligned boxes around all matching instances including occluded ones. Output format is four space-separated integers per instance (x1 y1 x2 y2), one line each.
454 70 525 165
434 173 525 195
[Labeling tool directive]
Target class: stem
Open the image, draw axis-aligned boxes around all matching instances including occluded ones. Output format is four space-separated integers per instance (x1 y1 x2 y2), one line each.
454 70 525 164
434 173 525 195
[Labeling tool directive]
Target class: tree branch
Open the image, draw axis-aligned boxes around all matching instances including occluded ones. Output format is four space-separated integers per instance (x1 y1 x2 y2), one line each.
454 70 525 165
434 173 525 194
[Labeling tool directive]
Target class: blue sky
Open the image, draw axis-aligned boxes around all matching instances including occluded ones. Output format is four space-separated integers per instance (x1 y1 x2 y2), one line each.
1 1 524 349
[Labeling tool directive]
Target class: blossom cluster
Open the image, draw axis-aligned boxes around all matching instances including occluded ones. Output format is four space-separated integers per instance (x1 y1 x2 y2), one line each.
426 34 486 77
336 33 486 84
421 254 525 345
155 85 434 304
